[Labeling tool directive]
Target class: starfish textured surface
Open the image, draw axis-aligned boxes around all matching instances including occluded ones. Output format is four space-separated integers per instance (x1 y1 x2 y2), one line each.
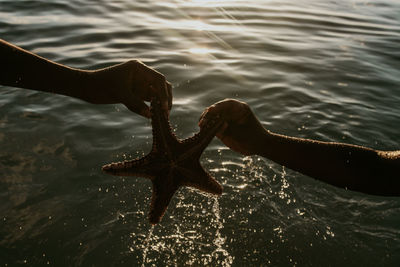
102 98 223 224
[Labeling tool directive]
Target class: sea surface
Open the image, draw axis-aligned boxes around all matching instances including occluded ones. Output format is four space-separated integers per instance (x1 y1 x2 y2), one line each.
1 0 400 266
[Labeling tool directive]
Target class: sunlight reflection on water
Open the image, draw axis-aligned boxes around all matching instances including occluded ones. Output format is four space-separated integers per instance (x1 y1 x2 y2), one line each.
1 0 400 266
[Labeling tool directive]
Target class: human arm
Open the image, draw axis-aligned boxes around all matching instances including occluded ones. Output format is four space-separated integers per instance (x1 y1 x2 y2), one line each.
0 39 172 117
199 99 400 196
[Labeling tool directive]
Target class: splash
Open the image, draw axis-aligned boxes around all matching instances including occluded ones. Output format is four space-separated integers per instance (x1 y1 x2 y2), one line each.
141 225 155 267
211 197 234 266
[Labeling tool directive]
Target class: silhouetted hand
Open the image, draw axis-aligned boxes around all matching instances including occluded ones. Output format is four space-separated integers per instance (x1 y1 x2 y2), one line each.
91 60 172 118
198 99 268 155
1 39 172 118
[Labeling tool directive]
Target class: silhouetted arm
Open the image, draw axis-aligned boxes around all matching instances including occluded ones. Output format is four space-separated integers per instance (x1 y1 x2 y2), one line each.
199 99 400 196
258 131 399 196
0 39 172 117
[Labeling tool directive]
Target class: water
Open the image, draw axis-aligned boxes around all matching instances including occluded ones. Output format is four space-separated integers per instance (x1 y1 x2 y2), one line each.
1 0 400 266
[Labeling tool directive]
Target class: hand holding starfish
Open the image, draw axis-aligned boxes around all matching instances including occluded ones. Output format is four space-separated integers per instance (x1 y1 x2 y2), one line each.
88 60 172 117
0 39 172 118
199 99 400 196
103 97 223 224
198 98 267 156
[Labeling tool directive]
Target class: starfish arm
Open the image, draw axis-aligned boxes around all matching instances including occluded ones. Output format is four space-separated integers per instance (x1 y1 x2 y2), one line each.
102 154 163 179
178 165 223 195
177 118 223 162
151 98 179 154
148 172 180 224
103 97 224 224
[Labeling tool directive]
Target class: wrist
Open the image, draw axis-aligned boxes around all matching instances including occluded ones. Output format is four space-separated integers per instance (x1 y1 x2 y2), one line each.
255 129 274 157
81 68 120 104
85 60 141 105
67 69 99 103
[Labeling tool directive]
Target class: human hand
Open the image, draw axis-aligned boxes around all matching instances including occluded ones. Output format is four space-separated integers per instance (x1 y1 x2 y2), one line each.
91 60 172 118
198 99 268 155
0 40 171 117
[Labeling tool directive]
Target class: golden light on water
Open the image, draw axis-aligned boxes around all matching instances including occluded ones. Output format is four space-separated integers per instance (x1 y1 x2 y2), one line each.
160 19 208 31
188 47 217 55
185 0 239 6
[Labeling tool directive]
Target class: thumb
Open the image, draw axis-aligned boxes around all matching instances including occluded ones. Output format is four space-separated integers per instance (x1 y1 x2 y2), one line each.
124 99 151 118
215 121 228 140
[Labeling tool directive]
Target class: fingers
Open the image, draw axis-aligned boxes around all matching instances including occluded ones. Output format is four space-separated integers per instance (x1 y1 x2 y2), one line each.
154 81 171 114
215 121 229 139
149 82 171 115
157 81 169 112
159 80 172 113
125 99 151 118
198 108 210 128
221 136 253 156
198 98 245 128
198 101 223 128
198 102 229 139
133 60 172 114
167 82 172 111
198 99 256 153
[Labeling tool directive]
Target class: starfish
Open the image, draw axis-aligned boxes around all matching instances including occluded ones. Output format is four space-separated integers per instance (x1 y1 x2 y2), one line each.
102 97 223 224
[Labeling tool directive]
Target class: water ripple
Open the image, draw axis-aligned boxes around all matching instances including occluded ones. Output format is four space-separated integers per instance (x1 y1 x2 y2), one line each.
1 0 400 266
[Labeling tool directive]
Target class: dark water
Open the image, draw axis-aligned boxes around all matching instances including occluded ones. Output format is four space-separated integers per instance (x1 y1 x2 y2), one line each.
1 0 400 266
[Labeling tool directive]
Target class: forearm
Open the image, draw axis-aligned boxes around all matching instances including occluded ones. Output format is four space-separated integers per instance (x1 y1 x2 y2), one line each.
258 131 400 196
0 39 99 102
